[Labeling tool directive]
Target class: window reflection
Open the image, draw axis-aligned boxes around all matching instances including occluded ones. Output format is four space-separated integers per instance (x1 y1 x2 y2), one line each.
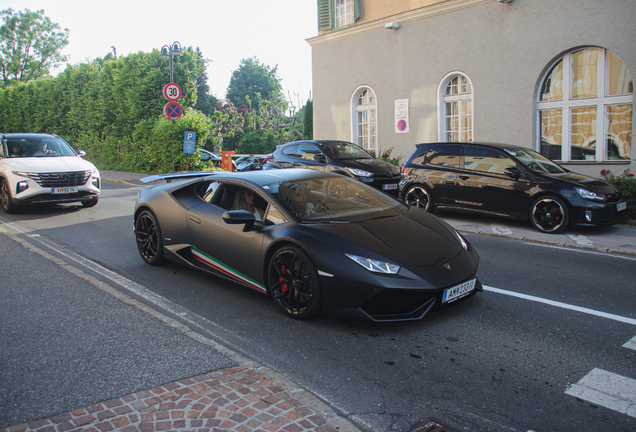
541 61 563 101
540 109 563 160
606 104 632 160
571 49 598 99
606 51 634 96
570 107 597 160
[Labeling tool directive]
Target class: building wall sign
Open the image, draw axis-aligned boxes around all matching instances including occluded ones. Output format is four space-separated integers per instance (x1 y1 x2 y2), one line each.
395 99 409 133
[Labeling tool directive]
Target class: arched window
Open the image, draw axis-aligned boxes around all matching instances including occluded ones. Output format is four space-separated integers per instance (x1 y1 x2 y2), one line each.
352 87 377 153
439 73 473 142
537 47 633 161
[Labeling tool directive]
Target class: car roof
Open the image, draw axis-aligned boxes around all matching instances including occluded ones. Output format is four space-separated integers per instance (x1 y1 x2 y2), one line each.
143 168 339 186
280 140 356 147
415 141 529 151
2 133 59 139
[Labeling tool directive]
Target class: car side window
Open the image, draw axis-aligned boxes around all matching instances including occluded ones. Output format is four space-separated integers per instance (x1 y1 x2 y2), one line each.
297 144 323 161
264 205 288 225
196 181 220 203
412 144 460 168
462 146 516 174
282 145 299 158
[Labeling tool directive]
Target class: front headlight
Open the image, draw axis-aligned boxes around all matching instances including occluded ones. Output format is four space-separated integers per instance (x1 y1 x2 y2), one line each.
576 188 604 201
453 229 469 251
346 254 400 274
11 171 31 178
345 167 373 177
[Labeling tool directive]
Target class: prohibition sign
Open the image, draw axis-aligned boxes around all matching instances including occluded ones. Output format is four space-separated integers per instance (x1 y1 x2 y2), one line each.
163 102 183 120
163 83 182 101
397 119 407 132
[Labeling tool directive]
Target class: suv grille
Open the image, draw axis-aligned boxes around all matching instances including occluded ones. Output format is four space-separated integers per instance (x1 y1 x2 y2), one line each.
28 171 91 187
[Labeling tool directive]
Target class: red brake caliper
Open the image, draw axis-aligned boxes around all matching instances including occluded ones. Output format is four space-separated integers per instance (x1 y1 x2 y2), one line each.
279 260 290 298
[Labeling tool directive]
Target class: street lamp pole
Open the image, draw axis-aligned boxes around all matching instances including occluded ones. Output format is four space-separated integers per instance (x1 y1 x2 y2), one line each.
159 41 184 83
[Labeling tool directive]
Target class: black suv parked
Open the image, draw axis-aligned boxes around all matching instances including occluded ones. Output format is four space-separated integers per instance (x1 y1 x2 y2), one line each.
400 142 626 233
272 140 401 196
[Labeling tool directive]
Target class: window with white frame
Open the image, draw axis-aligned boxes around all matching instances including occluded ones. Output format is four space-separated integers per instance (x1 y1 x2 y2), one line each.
537 47 633 162
440 74 473 142
354 88 377 153
334 0 355 28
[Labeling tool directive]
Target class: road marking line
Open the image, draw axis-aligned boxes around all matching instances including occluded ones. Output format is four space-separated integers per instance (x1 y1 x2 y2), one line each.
566 368 636 418
490 223 512 236
525 242 636 260
483 285 636 326
624 336 636 351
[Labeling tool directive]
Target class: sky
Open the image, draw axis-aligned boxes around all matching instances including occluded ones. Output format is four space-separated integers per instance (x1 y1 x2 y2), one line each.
0 0 317 106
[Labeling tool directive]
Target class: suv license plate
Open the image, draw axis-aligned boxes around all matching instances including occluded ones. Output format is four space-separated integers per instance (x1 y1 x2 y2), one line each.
52 187 78 194
383 183 398 190
442 279 476 304
617 202 627 211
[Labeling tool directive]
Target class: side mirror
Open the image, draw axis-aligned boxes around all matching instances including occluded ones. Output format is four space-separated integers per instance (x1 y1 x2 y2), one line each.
503 167 522 180
77 150 86 157
222 210 255 231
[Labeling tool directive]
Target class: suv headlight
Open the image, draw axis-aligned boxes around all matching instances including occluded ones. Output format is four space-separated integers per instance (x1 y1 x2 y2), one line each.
346 254 400 274
12 171 31 178
576 188 604 201
345 167 373 177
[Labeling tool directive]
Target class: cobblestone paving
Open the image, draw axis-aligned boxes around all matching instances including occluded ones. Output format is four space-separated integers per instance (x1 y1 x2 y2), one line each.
1 366 339 432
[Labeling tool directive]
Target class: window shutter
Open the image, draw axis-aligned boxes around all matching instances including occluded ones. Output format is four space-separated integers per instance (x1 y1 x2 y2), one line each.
318 0 333 30
354 0 360 21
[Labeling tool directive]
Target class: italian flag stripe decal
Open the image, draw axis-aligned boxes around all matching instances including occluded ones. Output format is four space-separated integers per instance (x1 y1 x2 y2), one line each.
191 246 266 293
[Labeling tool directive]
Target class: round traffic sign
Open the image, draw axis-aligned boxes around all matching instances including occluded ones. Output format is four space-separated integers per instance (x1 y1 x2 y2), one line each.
163 83 182 101
163 102 183 120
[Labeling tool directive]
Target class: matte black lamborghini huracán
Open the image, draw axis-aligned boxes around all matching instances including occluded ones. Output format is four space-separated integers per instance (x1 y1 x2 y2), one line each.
134 169 481 321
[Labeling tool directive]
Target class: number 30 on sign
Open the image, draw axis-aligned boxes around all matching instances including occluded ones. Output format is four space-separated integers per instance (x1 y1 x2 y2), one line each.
163 83 181 101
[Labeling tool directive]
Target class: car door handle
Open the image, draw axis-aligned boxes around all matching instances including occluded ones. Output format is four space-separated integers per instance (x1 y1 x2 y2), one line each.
458 175 470 180
188 214 201 224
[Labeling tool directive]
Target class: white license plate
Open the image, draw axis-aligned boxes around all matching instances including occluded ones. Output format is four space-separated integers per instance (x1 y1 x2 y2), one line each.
617 202 627 212
383 183 398 190
442 278 476 304
52 187 78 194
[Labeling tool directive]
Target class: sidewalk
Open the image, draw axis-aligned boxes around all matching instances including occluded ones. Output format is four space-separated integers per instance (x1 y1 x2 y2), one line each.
101 170 636 256
0 228 359 432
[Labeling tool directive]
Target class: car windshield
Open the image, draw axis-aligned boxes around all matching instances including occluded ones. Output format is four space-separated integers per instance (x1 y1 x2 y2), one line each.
6 136 77 158
264 177 407 223
319 141 373 160
505 148 567 174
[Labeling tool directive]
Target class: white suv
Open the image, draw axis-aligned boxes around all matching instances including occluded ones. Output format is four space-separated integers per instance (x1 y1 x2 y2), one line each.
0 133 100 213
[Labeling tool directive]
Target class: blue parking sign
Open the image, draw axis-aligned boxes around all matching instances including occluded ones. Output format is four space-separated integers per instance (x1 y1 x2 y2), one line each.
183 131 196 154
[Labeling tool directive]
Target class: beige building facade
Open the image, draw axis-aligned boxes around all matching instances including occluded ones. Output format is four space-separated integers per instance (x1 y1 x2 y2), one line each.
308 0 635 178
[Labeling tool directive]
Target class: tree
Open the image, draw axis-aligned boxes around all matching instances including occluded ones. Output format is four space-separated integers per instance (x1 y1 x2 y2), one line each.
193 47 214 116
226 57 283 111
303 99 313 139
0 8 69 87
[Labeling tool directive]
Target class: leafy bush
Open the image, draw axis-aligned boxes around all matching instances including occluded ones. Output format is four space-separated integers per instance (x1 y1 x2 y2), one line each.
602 168 636 219
370 146 403 166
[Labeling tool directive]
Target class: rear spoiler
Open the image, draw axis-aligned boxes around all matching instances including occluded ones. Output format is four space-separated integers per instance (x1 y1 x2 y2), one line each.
140 171 222 184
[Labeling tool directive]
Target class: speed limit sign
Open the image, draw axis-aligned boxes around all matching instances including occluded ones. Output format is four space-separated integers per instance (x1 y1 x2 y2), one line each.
163 83 182 101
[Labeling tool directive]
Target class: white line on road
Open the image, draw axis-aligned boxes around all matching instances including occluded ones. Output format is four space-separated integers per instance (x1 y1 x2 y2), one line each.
624 336 636 351
526 242 636 260
566 368 636 418
483 285 636 326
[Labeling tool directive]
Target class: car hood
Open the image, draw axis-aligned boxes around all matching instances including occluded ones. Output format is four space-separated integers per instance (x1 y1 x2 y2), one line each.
544 171 617 194
309 212 462 267
4 156 97 173
337 158 401 176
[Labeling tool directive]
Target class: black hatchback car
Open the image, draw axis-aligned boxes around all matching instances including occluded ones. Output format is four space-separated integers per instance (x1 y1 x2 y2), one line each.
272 140 401 196
400 142 627 234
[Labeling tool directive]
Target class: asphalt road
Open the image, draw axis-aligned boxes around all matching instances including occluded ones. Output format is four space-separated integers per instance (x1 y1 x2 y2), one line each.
1 182 635 432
